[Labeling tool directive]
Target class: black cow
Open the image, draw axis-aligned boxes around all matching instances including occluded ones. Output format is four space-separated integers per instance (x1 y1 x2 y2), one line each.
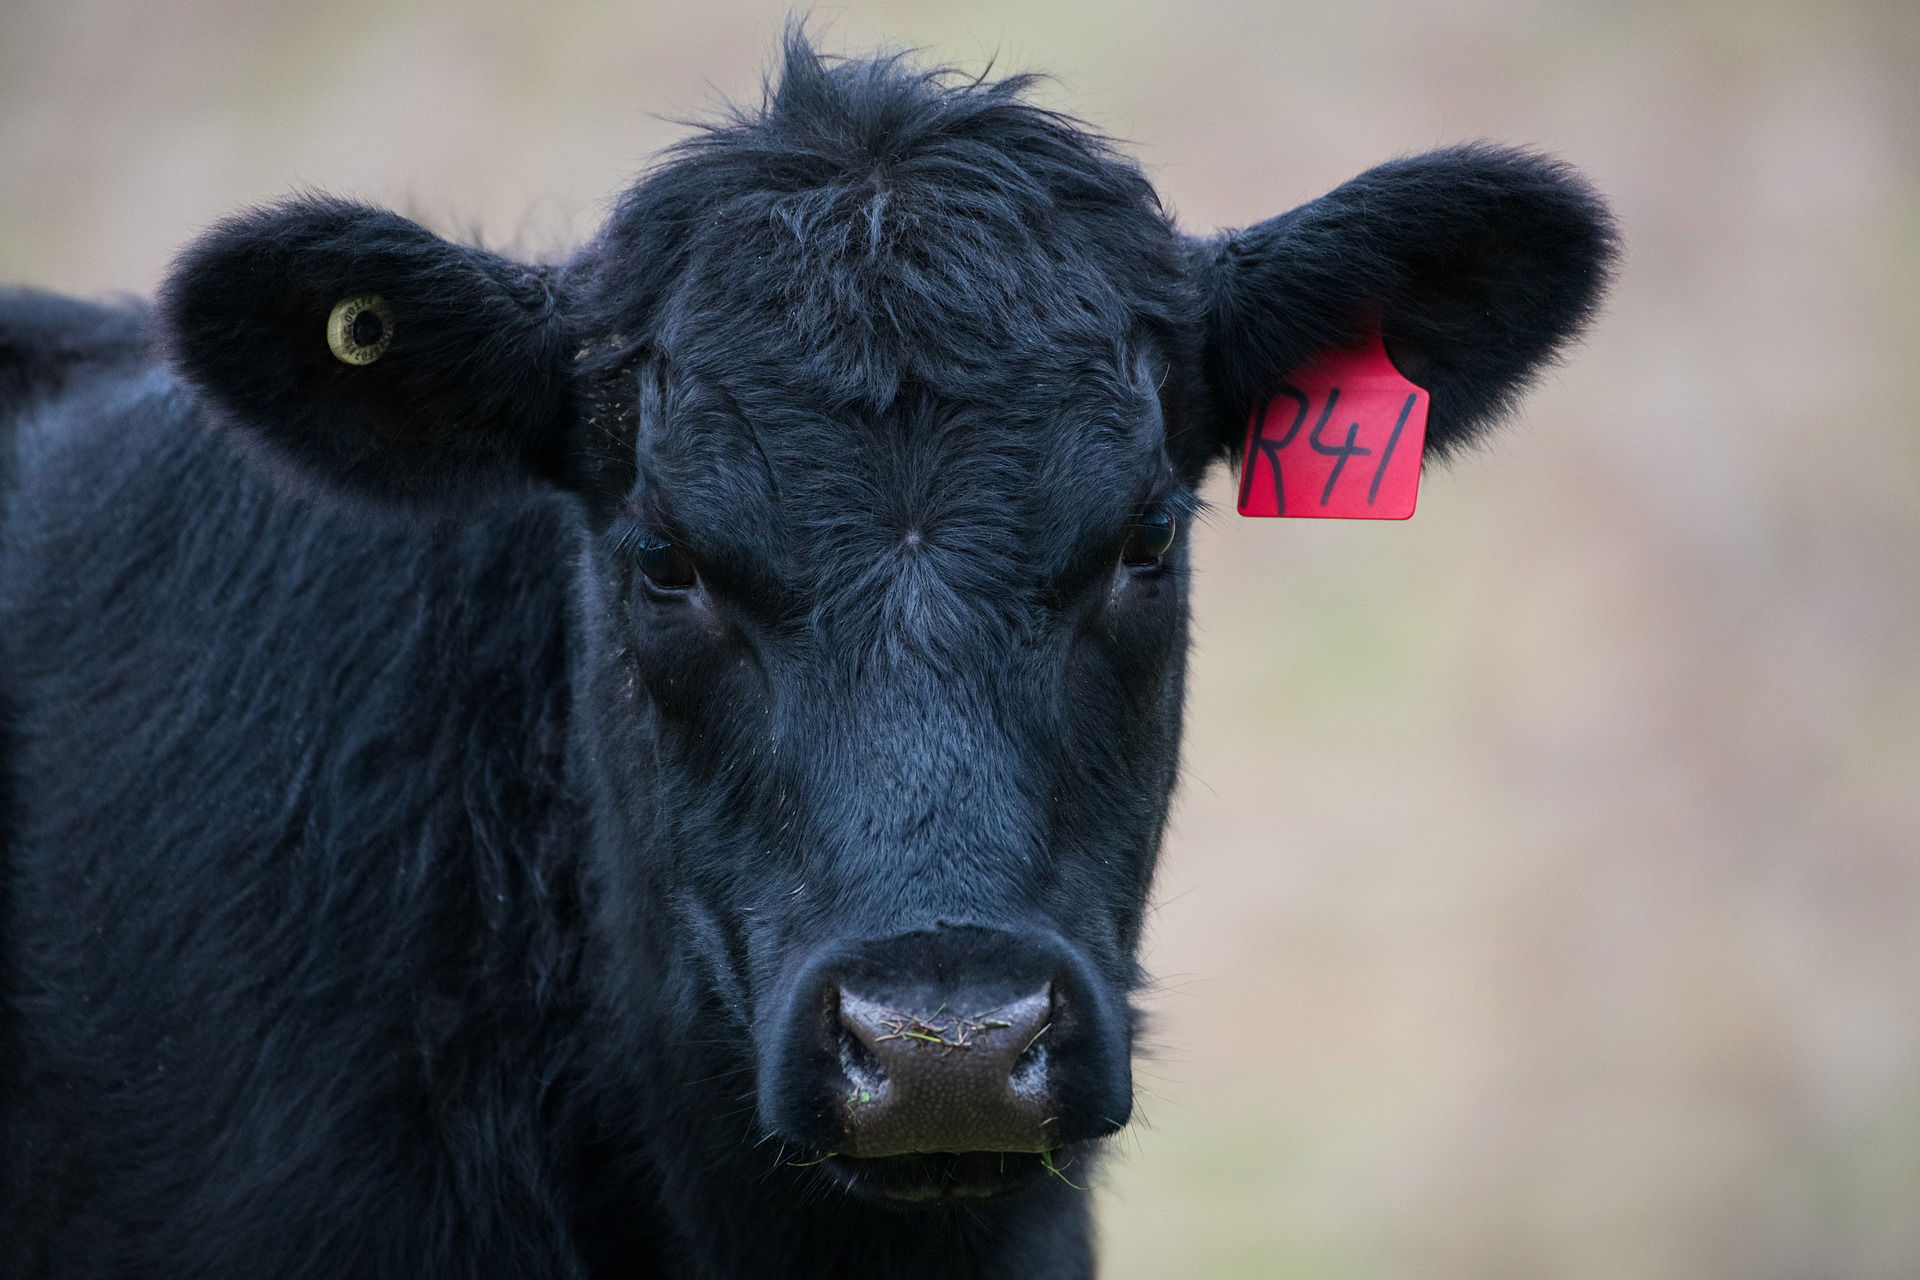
0 39 1614 1280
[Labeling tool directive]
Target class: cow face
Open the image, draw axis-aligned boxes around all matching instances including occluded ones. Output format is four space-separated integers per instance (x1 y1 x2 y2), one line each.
160 41 1612 1207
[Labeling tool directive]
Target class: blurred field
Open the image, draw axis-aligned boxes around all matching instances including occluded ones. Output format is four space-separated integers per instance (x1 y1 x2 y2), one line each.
4 2 1917 1275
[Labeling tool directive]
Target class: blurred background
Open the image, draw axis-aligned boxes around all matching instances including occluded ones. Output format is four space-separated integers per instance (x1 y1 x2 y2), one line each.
4 1 1915 1275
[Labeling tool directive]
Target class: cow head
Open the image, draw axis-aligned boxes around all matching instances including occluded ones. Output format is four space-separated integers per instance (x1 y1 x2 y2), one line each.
159 40 1613 1209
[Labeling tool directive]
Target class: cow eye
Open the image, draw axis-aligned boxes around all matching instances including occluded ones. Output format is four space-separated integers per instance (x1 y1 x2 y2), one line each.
612 520 699 592
638 540 698 590
1120 511 1177 567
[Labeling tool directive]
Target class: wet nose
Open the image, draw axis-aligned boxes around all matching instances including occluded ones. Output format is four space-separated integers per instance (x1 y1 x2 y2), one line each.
834 984 1054 1158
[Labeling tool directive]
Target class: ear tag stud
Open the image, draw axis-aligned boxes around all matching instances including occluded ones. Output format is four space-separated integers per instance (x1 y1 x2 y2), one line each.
326 293 394 366
1237 330 1429 520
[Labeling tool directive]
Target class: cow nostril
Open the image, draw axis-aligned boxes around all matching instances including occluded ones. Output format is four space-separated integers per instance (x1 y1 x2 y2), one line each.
1009 1012 1051 1094
835 1005 888 1102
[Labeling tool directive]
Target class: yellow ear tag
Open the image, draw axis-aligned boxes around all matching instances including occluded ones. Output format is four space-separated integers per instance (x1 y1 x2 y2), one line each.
326 294 394 365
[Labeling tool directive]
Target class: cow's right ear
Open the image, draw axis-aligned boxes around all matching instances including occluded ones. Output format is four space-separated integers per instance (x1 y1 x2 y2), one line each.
159 197 577 510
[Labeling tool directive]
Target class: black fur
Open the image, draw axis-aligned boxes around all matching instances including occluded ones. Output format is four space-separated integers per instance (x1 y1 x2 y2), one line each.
0 36 1616 1280
0 288 150 430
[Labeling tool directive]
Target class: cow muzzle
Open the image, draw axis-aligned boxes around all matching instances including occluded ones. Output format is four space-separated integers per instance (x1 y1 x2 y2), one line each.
835 983 1053 1157
762 926 1132 1162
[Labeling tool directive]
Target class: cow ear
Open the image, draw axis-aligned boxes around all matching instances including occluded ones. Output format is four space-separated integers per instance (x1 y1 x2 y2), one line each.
159 197 578 510
1194 145 1617 462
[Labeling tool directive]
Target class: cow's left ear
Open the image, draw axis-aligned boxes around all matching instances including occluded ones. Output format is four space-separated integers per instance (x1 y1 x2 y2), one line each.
160 196 578 510
1193 145 1617 461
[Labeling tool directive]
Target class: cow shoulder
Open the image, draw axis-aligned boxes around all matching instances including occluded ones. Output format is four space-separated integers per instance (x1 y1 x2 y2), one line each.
0 288 150 426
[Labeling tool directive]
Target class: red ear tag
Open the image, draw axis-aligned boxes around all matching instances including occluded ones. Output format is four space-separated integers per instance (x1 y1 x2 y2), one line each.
1236 331 1429 520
